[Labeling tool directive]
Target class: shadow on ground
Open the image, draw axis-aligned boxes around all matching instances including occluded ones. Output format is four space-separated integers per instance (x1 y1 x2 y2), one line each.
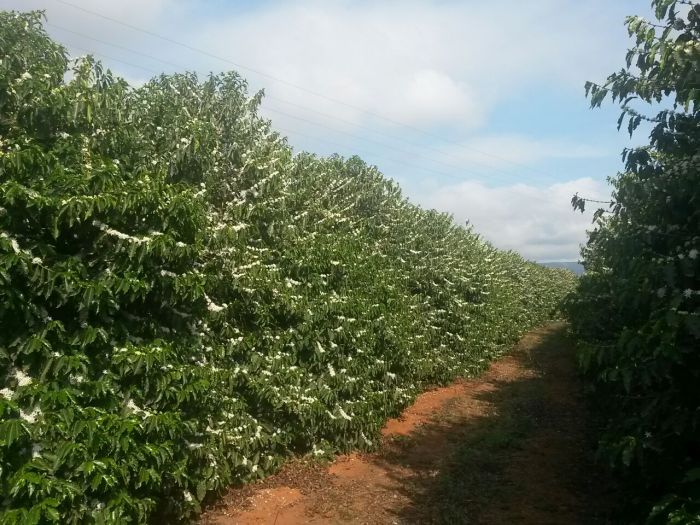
371 325 616 524
201 324 618 525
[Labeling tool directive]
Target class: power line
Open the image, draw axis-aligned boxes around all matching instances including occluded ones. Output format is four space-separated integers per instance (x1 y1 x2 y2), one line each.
47 22 556 185
263 96 484 165
56 51 588 211
275 125 478 182
272 126 563 208
264 106 510 179
50 37 564 205
55 43 499 185
575 196 614 204
47 22 183 70
66 43 162 75
51 0 560 179
47 16 599 209
262 102 551 182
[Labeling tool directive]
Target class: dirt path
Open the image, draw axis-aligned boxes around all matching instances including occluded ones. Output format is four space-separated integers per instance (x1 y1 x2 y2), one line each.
201 323 614 524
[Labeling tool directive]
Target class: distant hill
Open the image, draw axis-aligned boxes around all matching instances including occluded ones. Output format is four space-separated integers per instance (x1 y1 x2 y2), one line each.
540 261 584 275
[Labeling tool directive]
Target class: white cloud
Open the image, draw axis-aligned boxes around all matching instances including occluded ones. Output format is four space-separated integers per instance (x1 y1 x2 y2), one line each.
12 0 634 132
7 0 171 38
185 0 628 130
389 69 483 127
8 0 633 261
432 134 611 171
421 177 609 261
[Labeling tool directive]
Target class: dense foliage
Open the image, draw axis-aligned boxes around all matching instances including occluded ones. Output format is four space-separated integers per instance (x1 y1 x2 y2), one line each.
0 12 576 523
567 1 700 522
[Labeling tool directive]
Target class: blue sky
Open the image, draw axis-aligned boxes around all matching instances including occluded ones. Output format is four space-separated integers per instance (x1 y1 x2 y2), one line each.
3 0 655 260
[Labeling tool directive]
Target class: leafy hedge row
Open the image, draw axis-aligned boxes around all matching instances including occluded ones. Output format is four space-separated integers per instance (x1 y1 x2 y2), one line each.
0 12 576 524
566 1 700 522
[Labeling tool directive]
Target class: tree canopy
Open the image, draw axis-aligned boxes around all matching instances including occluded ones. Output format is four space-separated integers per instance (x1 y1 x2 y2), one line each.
0 11 576 523
567 1 700 522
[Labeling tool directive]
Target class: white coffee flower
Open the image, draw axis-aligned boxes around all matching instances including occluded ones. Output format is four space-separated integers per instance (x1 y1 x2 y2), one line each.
204 294 225 313
20 407 42 424
0 388 15 400
126 399 150 417
14 369 32 387
338 407 352 421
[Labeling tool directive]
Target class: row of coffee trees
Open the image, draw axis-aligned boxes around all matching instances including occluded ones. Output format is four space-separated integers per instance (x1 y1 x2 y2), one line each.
0 11 576 523
567 1 700 522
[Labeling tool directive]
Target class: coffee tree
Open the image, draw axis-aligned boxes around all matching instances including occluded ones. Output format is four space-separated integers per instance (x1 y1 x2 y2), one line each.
0 11 577 523
567 1 700 522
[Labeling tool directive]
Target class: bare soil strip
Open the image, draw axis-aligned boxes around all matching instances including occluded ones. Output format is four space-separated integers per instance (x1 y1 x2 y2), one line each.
200 322 614 524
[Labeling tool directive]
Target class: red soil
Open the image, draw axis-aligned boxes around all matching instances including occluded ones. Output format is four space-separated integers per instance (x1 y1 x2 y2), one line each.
200 323 614 524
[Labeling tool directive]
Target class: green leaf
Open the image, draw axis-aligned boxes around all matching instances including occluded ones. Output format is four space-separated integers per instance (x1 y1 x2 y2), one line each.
0 419 28 447
196 480 207 501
